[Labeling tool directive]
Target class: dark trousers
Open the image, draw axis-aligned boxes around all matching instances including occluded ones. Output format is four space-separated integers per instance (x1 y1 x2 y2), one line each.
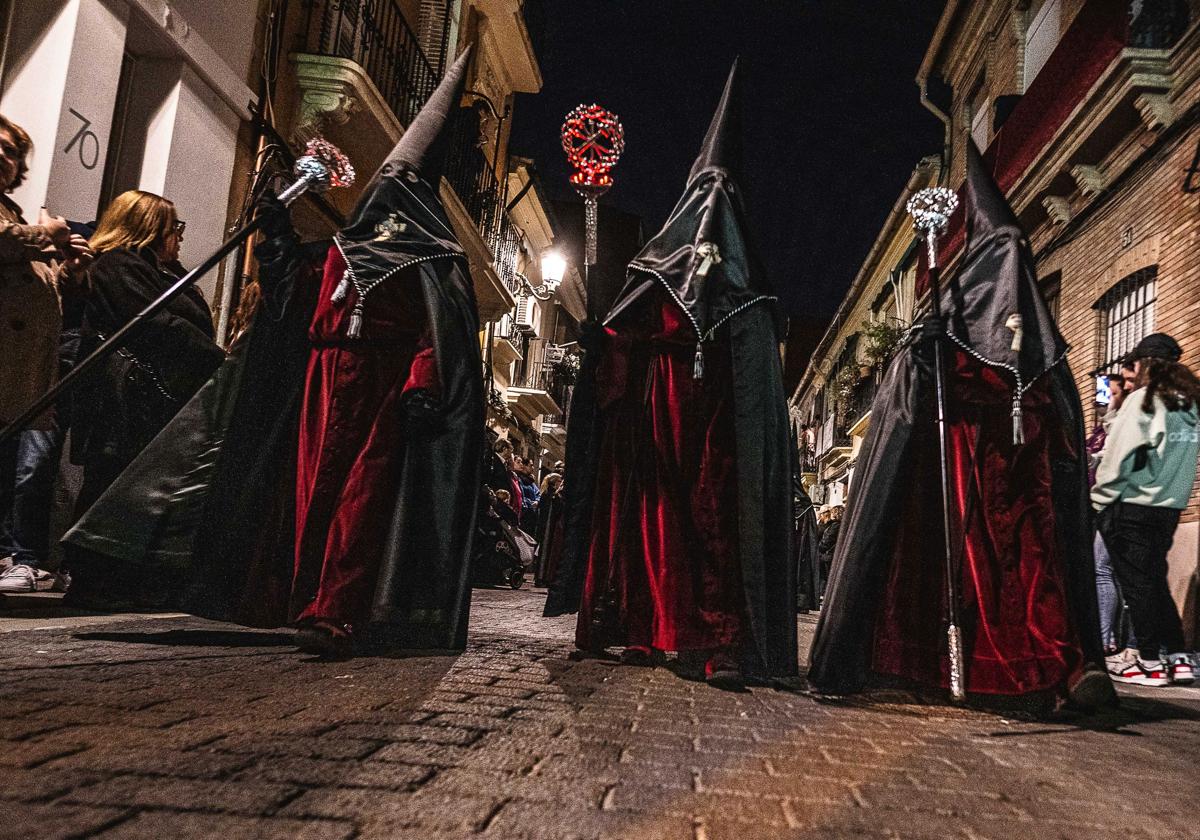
0 429 65 566
0 438 16 562
1098 501 1187 661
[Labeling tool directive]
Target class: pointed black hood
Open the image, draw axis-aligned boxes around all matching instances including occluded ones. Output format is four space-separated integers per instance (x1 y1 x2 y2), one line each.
943 142 1067 394
606 59 776 338
336 47 472 282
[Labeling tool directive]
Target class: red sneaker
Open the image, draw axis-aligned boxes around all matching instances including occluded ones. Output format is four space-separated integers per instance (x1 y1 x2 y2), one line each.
1167 656 1195 685
1111 659 1169 687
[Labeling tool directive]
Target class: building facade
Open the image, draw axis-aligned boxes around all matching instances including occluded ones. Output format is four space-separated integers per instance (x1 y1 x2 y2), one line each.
790 157 940 506
1 0 576 475
796 0 1200 642
0 0 261 306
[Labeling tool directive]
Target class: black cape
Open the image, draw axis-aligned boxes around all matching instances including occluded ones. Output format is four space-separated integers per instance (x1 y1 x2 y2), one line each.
807 144 1106 695
64 50 484 648
546 61 797 679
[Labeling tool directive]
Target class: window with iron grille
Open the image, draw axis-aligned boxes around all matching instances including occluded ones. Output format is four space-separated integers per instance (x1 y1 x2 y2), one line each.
1094 266 1157 373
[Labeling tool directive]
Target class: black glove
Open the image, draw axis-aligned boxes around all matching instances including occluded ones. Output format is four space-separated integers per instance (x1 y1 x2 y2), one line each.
918 315 945 345
254 190 294 243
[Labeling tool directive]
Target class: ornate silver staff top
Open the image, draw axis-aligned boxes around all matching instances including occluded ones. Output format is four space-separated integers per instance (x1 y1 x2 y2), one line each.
906 187 958 269
278 138 356 206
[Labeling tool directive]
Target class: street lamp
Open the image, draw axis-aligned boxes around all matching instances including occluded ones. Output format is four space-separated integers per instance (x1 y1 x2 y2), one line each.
515 250 568 300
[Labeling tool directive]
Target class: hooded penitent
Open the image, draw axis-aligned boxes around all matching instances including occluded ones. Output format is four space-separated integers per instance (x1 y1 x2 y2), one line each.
545 61 797 679
292 46 482 649
807 143 1108 698
64 49 484 650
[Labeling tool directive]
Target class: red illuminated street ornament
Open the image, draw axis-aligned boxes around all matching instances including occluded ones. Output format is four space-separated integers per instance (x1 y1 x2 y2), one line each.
561 103 624 192
561 104 624 272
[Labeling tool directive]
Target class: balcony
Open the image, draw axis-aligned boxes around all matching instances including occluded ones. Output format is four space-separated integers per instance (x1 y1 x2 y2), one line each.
507 338 564 421
491 317 524 374
292 0 517 321
843 371 879 439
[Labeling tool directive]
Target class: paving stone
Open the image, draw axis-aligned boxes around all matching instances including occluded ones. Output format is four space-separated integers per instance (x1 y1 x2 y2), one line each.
236 757 434 790
0 803 127 840
92 812 356 840
47 747 254 779
212 734 382 760
64 775 297 815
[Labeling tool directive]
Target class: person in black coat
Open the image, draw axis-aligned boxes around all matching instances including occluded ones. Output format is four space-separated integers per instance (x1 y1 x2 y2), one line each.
71 190 224 515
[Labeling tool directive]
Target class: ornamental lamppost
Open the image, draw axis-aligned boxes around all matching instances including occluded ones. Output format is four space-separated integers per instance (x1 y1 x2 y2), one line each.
560 104 624 319
514 250 568 301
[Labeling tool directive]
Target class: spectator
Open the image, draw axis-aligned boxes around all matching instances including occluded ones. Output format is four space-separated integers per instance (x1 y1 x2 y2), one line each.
535 472 564 588
70 190 224 517
1088 366 1136 663
817 504 842 593
1093 333 1200 687
0 114 91 593
515 456 540 531
484 436 525 517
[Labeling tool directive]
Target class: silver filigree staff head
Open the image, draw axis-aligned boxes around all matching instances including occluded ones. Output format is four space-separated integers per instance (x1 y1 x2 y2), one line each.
279 138 356 206
907 186 958 268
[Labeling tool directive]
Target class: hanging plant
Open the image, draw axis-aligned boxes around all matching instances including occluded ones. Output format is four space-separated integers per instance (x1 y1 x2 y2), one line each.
551 351 582 385
860 319 906 368
829 366 857 404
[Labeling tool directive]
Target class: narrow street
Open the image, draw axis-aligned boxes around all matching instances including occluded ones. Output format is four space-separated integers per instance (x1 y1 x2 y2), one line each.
2 589 1197 840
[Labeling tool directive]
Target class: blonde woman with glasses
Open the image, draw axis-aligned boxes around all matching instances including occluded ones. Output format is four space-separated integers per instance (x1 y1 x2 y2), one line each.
70 190 224 517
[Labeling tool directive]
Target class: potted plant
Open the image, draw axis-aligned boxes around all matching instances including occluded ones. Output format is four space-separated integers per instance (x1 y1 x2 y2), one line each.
829 366 857 405
551 351 581 386
860 318 906 369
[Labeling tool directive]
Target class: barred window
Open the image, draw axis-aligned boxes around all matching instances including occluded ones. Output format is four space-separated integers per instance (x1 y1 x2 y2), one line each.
1095 266 1157 373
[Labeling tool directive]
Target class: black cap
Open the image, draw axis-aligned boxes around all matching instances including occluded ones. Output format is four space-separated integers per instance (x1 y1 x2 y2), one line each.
1126 332 1182 363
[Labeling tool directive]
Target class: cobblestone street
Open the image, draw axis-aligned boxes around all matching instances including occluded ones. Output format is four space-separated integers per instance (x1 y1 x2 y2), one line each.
2 588 1198 840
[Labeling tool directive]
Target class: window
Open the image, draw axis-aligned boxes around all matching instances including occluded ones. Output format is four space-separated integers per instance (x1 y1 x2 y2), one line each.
970 97 991 151
1095 266 1157 373
1024 0 1062 89
1041 271 1061 323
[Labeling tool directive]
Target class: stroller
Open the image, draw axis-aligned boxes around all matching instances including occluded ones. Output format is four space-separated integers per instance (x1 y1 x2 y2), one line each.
471 487 528 589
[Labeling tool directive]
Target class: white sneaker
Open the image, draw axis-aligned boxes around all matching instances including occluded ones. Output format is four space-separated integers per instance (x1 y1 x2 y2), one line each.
1110 658 1170 687
1104 648 1135 675
0 566 61 593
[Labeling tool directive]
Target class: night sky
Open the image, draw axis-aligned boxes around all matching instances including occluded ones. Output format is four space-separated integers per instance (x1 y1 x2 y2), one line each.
509 0 946 324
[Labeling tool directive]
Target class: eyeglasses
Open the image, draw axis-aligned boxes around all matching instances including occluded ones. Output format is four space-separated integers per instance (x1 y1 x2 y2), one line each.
172 220 186 235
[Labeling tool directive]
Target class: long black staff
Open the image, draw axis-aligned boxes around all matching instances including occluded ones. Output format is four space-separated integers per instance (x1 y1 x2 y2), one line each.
0 140 354 448
906 187 965 702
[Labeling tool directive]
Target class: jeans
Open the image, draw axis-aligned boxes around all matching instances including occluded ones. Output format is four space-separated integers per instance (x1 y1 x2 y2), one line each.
1094 531 1122 653
0 429 65 567
1098 501 1187 661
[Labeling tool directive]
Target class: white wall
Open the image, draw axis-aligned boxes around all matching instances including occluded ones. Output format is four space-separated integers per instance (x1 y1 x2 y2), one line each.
3 0 129 221
2 0 254 305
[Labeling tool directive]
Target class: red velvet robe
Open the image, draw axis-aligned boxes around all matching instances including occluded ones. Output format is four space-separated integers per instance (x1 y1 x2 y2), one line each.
871 350 1083 695
292 246 440 628
577 291 745 653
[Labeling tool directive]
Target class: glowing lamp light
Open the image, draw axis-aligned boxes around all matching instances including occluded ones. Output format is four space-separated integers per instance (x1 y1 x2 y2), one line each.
540 251 568 290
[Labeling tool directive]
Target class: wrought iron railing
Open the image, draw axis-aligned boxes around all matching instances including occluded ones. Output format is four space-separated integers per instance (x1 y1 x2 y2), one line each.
303 0 439 128
303 2 520 300
443 111 523 290
845 371 879 426
494 212 522 296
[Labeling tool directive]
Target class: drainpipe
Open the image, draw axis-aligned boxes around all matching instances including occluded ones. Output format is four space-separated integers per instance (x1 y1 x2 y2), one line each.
919 75 954 186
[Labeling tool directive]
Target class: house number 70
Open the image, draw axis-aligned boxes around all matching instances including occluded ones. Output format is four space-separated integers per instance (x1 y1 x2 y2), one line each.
63 108 100 171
